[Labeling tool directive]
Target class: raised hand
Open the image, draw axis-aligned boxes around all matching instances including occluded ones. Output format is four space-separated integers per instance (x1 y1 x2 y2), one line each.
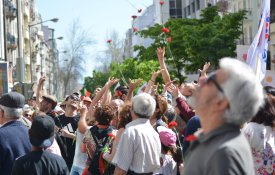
198 62 211 77
156 47 165 62
107 77 120 87
38 76 46 85
128 78 142 91
151 69 164 81
79 105 88 116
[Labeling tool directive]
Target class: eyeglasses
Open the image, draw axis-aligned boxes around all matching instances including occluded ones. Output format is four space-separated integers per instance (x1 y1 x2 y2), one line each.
24 114 32 117
205 73 224 94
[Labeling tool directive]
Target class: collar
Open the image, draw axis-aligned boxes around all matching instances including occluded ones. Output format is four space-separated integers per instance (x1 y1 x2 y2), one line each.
126 118 149 129
197 123 240 143
1 119 21 127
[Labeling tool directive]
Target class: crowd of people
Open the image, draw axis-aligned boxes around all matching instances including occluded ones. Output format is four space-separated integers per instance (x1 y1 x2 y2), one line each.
0 47 275 175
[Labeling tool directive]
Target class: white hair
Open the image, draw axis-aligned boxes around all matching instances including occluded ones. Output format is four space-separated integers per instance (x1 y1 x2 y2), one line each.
219 58 264 125
132 93 156 118
0 105 23 119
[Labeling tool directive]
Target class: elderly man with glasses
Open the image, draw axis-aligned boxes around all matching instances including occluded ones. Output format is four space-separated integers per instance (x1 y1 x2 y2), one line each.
183 58 264 175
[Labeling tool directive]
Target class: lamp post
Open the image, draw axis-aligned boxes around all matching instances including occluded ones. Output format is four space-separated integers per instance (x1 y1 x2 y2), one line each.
28 18 58 83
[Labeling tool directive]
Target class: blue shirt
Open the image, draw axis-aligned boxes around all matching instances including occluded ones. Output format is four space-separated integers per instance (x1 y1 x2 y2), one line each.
0 120 32 175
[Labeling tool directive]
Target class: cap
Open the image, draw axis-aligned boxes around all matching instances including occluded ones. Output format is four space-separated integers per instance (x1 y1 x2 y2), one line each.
42 95 57 108
0 92 25 108
83 96 92 103
29 115 55 148
157 126 176 147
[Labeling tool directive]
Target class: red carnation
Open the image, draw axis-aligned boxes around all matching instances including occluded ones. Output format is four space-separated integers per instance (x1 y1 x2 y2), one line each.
133 27 139 32
162 27 170 33
167 37 172 43
138 9 142 13
132 15 137 19
160 0 164 5
185 134 198 142
107 133 116 140
107 39 112 43
168 121 178 129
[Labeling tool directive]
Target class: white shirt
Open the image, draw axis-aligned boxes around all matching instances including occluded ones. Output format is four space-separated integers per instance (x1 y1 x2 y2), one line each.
72 129 89 168
112 118 161 173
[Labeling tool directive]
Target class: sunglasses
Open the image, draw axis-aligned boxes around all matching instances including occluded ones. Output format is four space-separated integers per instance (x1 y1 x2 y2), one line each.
24 114 32 117
205 73 224 94
69 95 80 101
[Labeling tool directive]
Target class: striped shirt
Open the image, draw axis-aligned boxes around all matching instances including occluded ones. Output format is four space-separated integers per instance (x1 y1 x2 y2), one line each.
112 118 161 173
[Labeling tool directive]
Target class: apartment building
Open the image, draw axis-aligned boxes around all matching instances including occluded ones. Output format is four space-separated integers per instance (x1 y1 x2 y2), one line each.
0 0 60 97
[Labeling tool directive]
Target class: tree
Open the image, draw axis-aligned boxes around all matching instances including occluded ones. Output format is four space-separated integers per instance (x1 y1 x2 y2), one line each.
81 58 161 95
60 19 93 97
134 6 246 82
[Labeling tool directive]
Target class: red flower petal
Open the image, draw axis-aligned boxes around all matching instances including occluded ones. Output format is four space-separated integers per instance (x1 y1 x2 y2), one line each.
138 9 142 13
162 27 170 33
160 1 164 5
167 37 172 43
133 27 139 32
168 121 178 128
132 15 137 19
107 133 116 140
107 39 112 43
185 134 197 141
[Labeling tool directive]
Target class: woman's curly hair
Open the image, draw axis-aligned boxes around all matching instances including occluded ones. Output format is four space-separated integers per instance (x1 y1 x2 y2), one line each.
94 105 115 125
117 103 132 129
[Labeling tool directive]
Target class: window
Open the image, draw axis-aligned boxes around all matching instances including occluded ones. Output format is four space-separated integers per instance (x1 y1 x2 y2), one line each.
183 8 187 18
187 5 190 15
191 2 195 13
196 0 200 10
170 1 176 9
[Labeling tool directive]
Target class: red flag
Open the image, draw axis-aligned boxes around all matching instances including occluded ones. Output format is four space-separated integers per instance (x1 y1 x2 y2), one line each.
85 90 91 97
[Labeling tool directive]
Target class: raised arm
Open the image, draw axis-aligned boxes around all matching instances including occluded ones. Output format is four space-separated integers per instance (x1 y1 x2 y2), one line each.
91 77 120 107
157 47 171 84
125 79 142 102
144 69 164 93
78 105 89 134
36 76 46 104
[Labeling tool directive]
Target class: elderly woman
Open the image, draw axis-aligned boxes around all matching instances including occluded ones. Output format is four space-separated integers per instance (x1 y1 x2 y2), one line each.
243 95 275 175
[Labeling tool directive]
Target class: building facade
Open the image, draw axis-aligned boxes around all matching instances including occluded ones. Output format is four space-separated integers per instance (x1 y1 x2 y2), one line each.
0 0 60 97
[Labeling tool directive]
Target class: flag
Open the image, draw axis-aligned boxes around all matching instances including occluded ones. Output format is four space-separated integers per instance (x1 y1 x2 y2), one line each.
246 0 270 82
85 90 91 97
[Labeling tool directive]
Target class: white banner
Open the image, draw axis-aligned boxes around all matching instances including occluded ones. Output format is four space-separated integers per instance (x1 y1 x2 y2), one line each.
246 0 270 82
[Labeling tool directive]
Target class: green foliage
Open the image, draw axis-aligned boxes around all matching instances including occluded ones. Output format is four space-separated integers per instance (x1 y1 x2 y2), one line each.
134 6 246 77
82 58 160 93
81 71 110 95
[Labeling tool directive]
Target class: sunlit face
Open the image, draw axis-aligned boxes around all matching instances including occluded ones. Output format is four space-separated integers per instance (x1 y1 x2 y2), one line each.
94 88 101 96
67 95 80 109
39 99 50 112
179 83 195 97
192 69 226 117
23 111 33 121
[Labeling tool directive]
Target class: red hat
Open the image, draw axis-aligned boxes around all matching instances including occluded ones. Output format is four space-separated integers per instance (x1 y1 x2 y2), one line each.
83 96 92 103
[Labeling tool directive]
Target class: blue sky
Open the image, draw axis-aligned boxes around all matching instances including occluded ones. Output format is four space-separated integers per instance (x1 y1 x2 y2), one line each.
36 0 153 77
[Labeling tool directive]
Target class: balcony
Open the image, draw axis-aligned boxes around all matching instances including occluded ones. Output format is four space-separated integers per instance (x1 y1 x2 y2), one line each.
4 0 17 20
7 33 17 50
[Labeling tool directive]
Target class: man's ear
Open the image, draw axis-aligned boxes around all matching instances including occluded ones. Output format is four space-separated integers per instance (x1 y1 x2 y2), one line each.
216 98 229 112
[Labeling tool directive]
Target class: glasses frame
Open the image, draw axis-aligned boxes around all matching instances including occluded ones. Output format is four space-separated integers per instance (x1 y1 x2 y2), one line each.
206 73 224 95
